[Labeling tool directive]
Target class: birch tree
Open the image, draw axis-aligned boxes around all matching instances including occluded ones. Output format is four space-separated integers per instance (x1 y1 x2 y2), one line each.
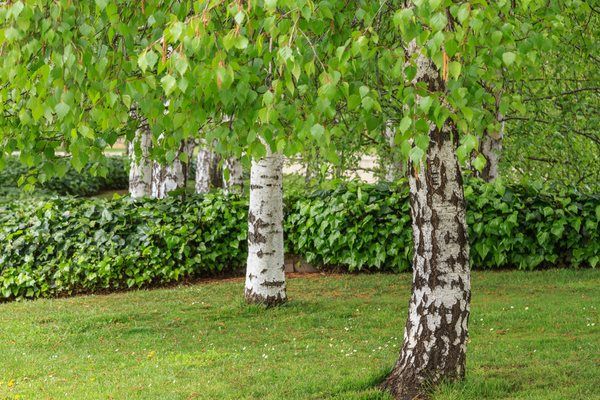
223 157 244 193
195 144 213 194
245 153 286 305
128 122 153 198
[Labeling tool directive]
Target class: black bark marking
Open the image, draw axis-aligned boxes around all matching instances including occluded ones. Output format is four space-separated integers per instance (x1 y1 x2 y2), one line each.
261 280 285 288
248 212 268 244
244 288 287 307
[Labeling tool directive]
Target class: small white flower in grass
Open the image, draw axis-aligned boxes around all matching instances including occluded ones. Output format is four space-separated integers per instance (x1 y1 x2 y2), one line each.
525 307 529 310
262 354 268 359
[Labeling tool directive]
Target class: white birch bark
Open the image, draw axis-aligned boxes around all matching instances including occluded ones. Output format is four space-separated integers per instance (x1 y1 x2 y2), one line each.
223 157 244 194
128 124 153 199
244 154 286 306
195 146 213 194
382 34 471 400
151 139 188 199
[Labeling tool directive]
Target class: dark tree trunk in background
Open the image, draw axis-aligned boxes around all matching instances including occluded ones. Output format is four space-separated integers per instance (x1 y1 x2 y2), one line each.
209 152 223 189
475 125 503 182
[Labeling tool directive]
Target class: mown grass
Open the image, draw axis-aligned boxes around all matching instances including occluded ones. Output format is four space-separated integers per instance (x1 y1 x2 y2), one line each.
0 270 598 399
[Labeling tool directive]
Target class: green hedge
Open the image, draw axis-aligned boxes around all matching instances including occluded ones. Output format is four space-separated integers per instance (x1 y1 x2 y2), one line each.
286 180 600 271
0 193 247 300
0 180 598 300
0 156 129 196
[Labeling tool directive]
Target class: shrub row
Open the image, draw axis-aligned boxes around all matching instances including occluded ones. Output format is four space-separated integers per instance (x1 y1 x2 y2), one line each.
0 180 598 300
0 156 129 196
286 180 600 271
0 193 248 300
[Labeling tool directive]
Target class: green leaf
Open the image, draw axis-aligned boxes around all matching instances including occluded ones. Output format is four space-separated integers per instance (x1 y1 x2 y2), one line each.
310 124 325 141
419 96 433 114
502 52 516 66
399 116 412 134
95 0 108 10
160 75 177 96
472 154 487 172
55 102 70 120
448 61 461 80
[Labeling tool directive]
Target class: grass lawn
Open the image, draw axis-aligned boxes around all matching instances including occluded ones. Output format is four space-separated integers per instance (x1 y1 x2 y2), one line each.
1 270 598 400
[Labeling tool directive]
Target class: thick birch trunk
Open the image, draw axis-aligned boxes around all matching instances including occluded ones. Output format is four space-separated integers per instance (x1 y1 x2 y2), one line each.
151 140 188 199
223 157 244 194
382 33 471 400
382 125 470 399
128 125 153 199
245 155 286 306
195 147 213 194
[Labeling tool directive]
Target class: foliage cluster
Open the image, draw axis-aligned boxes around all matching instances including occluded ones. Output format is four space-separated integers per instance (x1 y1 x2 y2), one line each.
0 156 128 196
1 179 598 300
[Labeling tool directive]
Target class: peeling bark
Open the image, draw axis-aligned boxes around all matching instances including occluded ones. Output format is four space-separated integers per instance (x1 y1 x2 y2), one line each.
381 35 471 400
223 157 244 194
245 155 286 306
128 123 153 199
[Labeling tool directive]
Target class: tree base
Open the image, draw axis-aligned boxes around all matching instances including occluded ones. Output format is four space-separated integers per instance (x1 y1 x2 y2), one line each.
380 373 424 400
244 289 287 307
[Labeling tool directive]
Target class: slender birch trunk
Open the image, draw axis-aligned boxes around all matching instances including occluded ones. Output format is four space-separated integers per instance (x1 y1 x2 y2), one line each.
209 152 223 189
128 123 153 199
223 157 244 194
382 123 403 182
381 35 471 400
475 122 503 182
195 146 213 194
245 154 286 306
152 139 188 199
